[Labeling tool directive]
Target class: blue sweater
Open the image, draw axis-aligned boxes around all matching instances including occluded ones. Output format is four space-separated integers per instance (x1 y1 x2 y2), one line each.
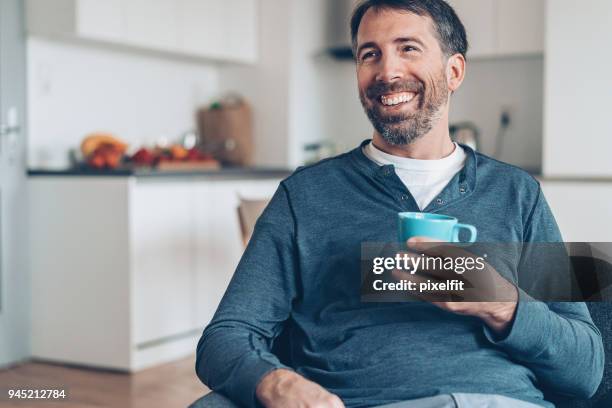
196 141 604 408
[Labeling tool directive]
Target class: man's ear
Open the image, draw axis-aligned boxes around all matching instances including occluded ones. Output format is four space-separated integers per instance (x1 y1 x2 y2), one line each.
446 53 466 93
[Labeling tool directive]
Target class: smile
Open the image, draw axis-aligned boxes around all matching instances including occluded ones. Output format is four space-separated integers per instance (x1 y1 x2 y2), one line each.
380 92 417 106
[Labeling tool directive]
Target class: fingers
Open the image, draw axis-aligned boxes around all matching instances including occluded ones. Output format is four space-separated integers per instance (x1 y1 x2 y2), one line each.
407 237 443 244
309 394 345 408
330 394 346 408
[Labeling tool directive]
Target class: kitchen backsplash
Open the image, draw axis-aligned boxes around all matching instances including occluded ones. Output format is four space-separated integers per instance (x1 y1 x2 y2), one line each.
26 38 219 168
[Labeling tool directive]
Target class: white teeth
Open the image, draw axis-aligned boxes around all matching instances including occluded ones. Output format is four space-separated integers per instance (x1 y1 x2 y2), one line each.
381 93 415 106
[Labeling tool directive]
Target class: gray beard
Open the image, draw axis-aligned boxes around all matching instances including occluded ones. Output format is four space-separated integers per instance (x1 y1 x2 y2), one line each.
361 77 448 146
364 101 441 146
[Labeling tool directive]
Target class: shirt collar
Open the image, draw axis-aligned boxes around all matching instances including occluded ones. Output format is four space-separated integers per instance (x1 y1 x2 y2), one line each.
364 140 466 172
350 139 478 211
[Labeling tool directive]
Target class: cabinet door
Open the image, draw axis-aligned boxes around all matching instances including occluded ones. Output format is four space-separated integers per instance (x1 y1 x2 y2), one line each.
193 182 244 329
497 0 544 56
124 0 178 51
447 0 497 58
193 180 280 329
177 0 226 59
223 0 258 63
178 0 257 62
76 0 125 42
131 182 194 345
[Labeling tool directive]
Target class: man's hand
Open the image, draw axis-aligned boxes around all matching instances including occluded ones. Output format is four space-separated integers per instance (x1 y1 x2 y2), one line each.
256 369 345 408
392 237 518 334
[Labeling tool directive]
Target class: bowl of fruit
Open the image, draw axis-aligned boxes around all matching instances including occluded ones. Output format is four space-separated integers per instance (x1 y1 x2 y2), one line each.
81 133 128 170
80 133 220 172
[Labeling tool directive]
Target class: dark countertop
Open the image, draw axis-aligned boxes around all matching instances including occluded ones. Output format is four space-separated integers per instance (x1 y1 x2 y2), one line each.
27 166 294 179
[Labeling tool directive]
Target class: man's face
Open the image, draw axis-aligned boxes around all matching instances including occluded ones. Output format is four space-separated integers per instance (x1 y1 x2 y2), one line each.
356 8 451 146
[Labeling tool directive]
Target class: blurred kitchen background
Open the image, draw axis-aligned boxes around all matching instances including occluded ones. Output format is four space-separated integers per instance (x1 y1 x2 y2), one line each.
1 0 612 407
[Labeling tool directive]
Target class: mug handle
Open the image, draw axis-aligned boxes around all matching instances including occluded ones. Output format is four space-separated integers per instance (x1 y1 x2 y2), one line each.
452 223 477 243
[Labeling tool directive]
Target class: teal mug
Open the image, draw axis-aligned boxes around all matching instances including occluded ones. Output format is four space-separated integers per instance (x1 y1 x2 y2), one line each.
398 212 477 243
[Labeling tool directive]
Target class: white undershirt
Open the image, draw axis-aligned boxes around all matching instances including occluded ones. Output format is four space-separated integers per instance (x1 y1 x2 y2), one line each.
363 141 467 210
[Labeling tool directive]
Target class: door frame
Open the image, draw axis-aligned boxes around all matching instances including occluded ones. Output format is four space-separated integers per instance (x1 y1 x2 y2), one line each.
0 0 30 368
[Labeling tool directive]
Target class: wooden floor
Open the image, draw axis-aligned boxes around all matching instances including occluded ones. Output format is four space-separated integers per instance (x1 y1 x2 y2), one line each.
0 355 209 408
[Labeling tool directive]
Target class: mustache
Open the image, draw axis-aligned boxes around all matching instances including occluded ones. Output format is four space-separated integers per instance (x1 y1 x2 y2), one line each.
366 80 424 100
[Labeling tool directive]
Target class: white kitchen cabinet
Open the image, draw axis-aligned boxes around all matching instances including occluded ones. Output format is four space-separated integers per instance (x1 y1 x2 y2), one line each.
30 178 132 370
177 0 258 63
29 175 282 371
178 0 226 60
447 0 497 58
194 183 242 327
26 0 124 41
124 0 178 51
76 0 125 42
26 0 258 63
448 0 544 58
131 182 195 345
193 180 277 325
223 0 258 63
496 0 545 56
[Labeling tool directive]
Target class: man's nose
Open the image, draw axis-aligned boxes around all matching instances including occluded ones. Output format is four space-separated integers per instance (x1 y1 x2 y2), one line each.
375 54 404 83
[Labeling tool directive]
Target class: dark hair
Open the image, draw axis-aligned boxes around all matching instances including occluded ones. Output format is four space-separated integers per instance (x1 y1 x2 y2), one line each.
350 0 468 59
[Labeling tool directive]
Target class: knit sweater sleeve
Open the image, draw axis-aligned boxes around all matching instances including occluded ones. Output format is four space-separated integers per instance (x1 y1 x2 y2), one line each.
483 187 604 398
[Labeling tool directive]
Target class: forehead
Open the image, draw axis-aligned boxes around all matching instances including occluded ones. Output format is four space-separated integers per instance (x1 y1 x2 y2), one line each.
356 7 437 46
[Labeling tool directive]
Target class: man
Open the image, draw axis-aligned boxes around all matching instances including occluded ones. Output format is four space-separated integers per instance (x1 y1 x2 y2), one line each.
196 1 604 407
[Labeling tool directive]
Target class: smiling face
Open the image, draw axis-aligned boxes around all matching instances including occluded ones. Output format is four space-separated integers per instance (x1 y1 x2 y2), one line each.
356 8 459 146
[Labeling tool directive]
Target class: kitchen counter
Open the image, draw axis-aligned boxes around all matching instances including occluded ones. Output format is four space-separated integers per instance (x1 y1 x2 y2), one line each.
27 166 294 179
30 167 612 183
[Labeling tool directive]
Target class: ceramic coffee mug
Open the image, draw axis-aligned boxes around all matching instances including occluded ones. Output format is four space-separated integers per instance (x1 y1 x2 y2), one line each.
398 212 477 243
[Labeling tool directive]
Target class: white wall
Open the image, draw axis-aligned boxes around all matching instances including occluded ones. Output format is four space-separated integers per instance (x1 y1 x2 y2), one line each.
542 181 612 242
315 58 373 153
27 38 219 168
451 56 543 171
544 0 612 177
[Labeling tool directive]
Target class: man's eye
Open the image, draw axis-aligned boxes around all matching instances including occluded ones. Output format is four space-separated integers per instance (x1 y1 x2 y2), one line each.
403 45 418 53
361 51 378 61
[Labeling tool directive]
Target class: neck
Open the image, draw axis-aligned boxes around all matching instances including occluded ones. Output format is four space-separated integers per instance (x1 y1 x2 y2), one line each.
372 116 454 160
